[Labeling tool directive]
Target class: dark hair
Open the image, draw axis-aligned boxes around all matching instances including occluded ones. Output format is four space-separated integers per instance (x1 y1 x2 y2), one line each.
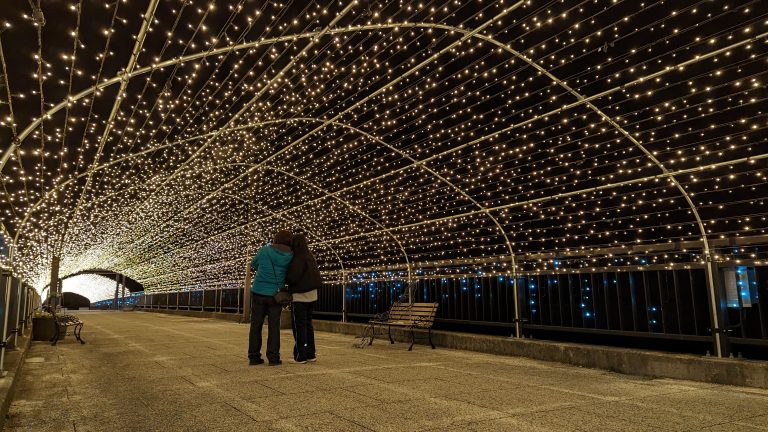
273 229 292 246
290 233 310 255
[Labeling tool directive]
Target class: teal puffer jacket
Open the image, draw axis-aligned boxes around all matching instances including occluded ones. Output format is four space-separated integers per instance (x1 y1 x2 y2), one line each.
250 244 294 296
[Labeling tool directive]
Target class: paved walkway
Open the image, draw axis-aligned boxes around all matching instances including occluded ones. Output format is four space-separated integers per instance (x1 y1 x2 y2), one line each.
7 312 768 431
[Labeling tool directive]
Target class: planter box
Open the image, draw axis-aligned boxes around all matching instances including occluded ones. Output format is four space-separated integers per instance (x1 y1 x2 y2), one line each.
32 317 64 341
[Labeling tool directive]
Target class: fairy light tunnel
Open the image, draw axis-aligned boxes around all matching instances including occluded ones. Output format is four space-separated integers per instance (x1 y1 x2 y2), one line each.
0 1 767 355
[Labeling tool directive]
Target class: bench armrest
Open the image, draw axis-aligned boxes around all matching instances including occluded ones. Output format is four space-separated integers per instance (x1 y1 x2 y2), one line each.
371 311 390 322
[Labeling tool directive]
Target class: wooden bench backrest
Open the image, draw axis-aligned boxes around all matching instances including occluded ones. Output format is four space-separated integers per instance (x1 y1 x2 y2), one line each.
388 302 438 324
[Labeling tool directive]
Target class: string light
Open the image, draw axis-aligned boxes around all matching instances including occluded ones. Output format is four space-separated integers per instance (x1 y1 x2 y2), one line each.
0 0 764 295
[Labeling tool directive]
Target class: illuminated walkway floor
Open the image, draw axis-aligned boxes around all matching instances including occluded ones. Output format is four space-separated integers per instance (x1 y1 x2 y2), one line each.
7 312 768 432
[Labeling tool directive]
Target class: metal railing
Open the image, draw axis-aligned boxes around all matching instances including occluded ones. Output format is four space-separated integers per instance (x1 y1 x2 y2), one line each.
0 270 41 377
131 287 243 314
129 263 768 358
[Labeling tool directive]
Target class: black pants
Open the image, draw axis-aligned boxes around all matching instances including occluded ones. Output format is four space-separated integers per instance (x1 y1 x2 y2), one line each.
291 301 316 361
249 294 282 362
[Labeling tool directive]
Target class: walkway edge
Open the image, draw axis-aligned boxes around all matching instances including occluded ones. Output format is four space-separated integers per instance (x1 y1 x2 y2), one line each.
0 329 33 432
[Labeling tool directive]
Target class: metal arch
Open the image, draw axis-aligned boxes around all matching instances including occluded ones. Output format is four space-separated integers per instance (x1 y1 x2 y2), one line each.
7 23 760 256
103 117 516 283
4 7 526 238
308 154 768 244
118 190 348 280
1 21 762 175
135 162 414 283
66 0 160 233
111 4 526 260
14 8 528 292
8 23 762 244
17 105 525 284
459 28 721 352
2 19 758 346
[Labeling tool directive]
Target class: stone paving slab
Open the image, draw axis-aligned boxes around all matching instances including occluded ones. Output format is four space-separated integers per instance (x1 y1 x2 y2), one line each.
5 311 768 431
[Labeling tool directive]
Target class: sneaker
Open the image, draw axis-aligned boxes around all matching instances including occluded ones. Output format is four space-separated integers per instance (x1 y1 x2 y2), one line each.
290 359 308 364
268 360 282 366
249 359 265 366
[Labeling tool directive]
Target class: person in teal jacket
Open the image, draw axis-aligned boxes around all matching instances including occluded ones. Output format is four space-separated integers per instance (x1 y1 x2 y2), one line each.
248 229 293 366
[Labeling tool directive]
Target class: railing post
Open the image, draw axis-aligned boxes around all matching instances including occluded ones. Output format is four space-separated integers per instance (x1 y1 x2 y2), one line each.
0 245 15 377
243 259 252 323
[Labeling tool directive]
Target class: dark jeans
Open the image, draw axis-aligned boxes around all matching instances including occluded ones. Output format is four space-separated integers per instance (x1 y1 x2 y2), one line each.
291 301 316 361
249 294 282 362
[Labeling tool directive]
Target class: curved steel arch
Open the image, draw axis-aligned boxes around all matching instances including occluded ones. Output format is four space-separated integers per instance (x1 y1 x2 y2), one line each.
10 23 758 250
2 21 761 175
98 161 414 283
117 189 348 282
21 116 517 277
5 17 757 347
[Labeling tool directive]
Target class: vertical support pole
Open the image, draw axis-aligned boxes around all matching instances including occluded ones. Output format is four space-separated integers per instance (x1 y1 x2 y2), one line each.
705 256 725 357
11 273 22 347
341 271 347 323
21 287 28 333
121 274 126 307
113 276 119 311
49 256 60 309
511 253 521 338
243 258 252 323
406 264 414 305
0 245 15 377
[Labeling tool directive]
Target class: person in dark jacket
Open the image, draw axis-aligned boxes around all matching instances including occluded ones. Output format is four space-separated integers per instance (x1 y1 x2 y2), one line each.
285 233 322 363
248 229 293 366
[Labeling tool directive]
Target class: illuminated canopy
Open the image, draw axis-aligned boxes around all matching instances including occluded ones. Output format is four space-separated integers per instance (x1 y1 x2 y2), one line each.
0 1 766 292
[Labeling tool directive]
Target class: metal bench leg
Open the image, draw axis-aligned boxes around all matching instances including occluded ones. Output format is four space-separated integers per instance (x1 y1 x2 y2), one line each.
75 323 85 344
408 327 415 351
388 325 395 344
428 328 435 349
50 324 60 346
368 325 375 346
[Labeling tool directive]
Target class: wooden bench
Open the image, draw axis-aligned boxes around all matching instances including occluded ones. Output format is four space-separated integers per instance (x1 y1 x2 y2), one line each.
365 302 439 350
49 307 85 346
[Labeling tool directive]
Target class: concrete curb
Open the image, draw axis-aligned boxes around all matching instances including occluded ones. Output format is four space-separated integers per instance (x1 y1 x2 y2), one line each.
313 320 768 389
134 309 768 389
0 329 33 432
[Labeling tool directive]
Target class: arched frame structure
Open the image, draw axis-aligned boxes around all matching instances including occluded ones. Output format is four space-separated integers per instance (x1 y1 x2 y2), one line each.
1 1 767 355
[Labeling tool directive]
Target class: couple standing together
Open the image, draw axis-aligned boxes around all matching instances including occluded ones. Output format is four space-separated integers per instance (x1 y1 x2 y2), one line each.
248 229 321 365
